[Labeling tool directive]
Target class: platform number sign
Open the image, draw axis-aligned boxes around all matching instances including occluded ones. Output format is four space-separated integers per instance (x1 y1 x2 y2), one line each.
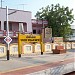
4 36 12 44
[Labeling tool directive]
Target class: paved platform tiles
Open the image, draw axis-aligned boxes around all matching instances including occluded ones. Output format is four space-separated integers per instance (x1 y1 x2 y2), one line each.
0 49 75 75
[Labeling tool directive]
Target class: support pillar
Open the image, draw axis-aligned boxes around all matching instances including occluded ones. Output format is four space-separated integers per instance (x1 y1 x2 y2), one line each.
1 21 4 30
19 23 24 33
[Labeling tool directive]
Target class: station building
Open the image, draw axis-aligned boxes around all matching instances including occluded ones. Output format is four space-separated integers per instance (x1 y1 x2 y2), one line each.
0 8 48 43
0 7 75 43
0 8 75 57
0 8 32 32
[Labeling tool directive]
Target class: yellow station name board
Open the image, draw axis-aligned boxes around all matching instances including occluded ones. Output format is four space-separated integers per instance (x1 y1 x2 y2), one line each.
18 33 43 57
19 33 41 43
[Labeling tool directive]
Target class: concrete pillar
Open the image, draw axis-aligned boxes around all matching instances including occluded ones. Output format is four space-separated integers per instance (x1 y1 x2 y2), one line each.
1 21 4 30
27 22 32 32
19 23 24 32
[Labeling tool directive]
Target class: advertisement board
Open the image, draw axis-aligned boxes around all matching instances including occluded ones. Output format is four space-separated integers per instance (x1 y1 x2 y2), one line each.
54 37 63 42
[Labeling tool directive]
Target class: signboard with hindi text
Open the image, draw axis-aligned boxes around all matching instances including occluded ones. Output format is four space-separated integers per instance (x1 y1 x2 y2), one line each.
45 28 52 38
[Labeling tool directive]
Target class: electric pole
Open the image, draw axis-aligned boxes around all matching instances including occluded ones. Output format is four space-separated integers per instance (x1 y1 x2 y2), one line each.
1 0 4 8
19 4 27 10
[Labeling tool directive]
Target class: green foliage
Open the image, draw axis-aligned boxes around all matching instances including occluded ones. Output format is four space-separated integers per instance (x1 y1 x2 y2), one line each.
35 4 74 38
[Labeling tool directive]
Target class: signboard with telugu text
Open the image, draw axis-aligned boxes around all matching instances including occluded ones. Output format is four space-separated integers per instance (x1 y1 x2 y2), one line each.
18 34 41 43
18 33 43 55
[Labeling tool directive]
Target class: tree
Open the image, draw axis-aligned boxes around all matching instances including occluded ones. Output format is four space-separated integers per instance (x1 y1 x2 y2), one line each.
35 4 74 38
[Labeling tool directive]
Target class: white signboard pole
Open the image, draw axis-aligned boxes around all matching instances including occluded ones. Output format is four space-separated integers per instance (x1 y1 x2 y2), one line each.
4 6 16 60
6 6 9 60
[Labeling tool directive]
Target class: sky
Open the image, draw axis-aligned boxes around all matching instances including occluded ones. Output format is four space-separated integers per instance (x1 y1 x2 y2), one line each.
1 0 75 24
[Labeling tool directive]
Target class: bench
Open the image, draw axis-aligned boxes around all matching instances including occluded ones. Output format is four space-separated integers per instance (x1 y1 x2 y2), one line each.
52 46 66 54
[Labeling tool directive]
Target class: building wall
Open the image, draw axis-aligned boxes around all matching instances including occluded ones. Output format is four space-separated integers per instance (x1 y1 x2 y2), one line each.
0 8 32 32
32 19 48 34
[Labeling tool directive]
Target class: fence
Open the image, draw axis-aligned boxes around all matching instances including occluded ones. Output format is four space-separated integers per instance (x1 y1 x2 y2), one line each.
0 42 75 57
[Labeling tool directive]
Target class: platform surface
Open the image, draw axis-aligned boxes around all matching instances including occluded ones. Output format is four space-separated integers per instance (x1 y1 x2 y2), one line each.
0 49 75 75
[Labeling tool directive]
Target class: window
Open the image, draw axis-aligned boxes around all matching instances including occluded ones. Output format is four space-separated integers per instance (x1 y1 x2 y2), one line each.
33 30 36 34
13 47 18 52
73 44 75 46
26 46 31 51
37 45 40 50
37 30 41 34
0 47 4 53
4 22 12 31
4 22 7 30
9 23 12 31
46 45 50 49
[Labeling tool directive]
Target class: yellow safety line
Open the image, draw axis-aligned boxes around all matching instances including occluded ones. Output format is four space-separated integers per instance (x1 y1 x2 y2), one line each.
0 63 43 73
